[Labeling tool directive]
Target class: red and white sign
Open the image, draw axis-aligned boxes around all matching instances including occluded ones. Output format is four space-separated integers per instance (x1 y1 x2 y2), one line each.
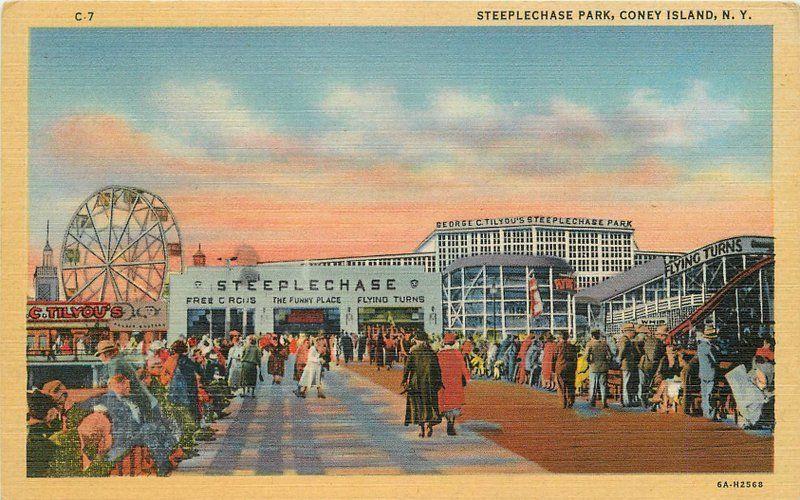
528 277 544 317
27 302 124 322
554 276 577 292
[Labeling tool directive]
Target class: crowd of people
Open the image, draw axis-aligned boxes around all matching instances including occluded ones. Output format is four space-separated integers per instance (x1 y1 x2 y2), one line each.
27 333 243 477
443 322 775 429
27 329 342 477
28 321 774 475
325 322 774 435
331 326 417 370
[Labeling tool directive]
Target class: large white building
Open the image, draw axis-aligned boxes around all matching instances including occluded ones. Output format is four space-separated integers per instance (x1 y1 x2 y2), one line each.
259 215 683 290
424 216 637 288
168 264 442 342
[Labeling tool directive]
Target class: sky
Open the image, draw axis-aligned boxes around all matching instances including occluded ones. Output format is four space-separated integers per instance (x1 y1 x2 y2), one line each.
28 26 772 280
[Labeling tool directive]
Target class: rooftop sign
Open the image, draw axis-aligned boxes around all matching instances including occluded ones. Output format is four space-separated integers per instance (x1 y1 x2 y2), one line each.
665 236 774 278
27 302 123 323
26 300 168 331
435 216 633 231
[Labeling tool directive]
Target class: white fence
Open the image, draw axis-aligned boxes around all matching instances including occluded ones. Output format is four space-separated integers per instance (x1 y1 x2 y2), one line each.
608 294 704 324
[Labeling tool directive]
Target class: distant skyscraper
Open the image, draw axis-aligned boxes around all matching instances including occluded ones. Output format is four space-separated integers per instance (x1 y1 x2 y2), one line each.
34 221 59 301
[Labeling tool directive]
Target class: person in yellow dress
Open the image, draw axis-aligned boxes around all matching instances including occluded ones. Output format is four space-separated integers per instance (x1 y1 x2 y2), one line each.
575 344 590 396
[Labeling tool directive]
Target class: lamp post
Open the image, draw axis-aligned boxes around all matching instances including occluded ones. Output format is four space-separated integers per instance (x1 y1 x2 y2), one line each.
489 283 500 339
215 256 238 338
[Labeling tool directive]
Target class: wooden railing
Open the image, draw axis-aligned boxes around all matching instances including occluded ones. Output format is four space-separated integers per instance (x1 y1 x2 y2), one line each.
26 352 146 363
608 294 704 323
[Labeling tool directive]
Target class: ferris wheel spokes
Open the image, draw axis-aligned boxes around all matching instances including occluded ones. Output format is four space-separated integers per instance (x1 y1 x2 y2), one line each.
67 221 105 263
69 267 105 300
127 230 167 264
108 192 141 259
84 202 108 260
109 220 162 264
61 186 183 303
110 266 159 301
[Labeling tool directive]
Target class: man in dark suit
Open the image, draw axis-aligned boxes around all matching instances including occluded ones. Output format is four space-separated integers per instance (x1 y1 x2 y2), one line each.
553 331 578 408
340 331 354 364
357 331 367 362
639 325 666 407
617 324 640 407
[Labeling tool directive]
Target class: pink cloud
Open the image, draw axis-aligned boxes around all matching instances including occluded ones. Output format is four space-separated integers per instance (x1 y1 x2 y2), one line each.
31 80 769 276
47 115 162 167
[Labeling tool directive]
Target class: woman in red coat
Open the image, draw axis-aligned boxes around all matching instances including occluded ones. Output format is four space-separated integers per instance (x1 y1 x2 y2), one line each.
516 334 534 384
437 333 471 436
294 337 310 384
541 335 557 390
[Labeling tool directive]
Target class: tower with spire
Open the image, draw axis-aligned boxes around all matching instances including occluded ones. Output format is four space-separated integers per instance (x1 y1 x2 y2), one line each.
193 243 206 267
34 221 59 300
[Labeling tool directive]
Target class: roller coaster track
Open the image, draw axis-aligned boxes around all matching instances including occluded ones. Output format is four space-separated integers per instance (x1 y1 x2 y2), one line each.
666 255 774 345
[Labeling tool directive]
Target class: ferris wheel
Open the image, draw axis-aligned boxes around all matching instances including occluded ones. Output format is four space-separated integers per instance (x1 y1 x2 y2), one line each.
61 186 183 303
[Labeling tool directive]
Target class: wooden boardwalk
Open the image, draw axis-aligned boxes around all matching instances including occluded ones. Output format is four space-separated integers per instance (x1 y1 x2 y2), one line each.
174 365 543 475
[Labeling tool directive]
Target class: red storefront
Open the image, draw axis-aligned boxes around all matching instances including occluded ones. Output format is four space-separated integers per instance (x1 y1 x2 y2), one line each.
26 302 120 359
26 301 168 388
27 301 168 357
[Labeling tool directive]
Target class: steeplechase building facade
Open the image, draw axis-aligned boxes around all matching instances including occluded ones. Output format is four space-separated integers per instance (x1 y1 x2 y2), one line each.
261 215 671 290
245 214 716 339
168 264 443 342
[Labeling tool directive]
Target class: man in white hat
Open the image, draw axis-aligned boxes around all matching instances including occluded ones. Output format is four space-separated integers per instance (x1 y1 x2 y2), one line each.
95 339 159 421
697 323 721 420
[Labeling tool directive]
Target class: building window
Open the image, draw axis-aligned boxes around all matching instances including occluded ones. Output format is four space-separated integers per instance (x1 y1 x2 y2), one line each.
211 309 226 337
230 308 244 334
536 228 567 259
246 308 256 335
187 308 212 337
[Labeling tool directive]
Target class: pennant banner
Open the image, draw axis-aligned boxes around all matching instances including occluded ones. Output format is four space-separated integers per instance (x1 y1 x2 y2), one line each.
528 275 544 317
